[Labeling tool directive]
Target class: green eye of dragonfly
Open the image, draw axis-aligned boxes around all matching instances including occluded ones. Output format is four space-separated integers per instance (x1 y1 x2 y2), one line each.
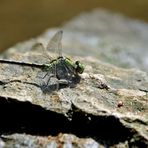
75 61 84 74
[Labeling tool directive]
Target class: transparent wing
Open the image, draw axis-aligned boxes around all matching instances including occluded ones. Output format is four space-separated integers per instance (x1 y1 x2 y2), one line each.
31 42 44 51
47 30 63 57
31 42 52 61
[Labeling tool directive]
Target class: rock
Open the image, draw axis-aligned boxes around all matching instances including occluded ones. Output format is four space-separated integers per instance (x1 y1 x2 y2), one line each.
1 133 100 148
63 9 148 72
0 9 148 147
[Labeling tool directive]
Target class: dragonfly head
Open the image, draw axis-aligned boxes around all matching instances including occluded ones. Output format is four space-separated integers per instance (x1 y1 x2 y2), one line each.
75 61 84 74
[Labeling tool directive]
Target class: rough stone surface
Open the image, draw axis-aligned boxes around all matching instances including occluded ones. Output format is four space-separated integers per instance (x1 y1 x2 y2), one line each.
0 9 148 147
1 133 100 148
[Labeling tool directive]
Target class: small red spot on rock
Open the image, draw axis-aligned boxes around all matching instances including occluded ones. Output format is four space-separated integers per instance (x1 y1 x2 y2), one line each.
117 101 123 107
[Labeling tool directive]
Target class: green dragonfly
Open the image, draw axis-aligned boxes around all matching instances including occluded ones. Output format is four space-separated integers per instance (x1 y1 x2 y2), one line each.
0 30 84 88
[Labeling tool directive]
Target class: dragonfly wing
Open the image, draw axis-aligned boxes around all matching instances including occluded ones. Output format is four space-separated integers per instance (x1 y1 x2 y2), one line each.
31 42 52 61
31 42 44 51
47 30 63 57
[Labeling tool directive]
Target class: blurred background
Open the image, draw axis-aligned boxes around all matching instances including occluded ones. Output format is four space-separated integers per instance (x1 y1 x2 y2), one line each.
0 0 148 52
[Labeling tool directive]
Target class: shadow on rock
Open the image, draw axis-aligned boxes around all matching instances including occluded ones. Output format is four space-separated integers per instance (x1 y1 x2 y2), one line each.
0 96 140 147
41 75 81 94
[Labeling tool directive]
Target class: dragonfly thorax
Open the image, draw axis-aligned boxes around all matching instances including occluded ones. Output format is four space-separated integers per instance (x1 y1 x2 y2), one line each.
50 57 74 80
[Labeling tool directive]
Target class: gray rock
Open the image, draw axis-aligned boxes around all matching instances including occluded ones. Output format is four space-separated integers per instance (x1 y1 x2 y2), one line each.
1 134 100 148
0 9 148 147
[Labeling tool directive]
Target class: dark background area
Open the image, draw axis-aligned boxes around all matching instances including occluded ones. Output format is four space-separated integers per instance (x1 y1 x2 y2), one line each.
0 0 148 52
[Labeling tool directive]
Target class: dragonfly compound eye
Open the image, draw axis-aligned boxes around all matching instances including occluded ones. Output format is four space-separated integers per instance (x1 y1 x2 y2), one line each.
75 61 84 74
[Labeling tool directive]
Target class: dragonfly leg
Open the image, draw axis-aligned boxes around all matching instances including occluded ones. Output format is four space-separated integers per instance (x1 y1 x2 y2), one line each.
58 79 69 85
45 74 54 86
42 72 49 79
37 72 49 80
45 76 60 91
56 79 69 90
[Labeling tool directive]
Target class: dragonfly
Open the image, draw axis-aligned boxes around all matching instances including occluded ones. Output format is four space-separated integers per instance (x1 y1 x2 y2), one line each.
0 30 84 89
